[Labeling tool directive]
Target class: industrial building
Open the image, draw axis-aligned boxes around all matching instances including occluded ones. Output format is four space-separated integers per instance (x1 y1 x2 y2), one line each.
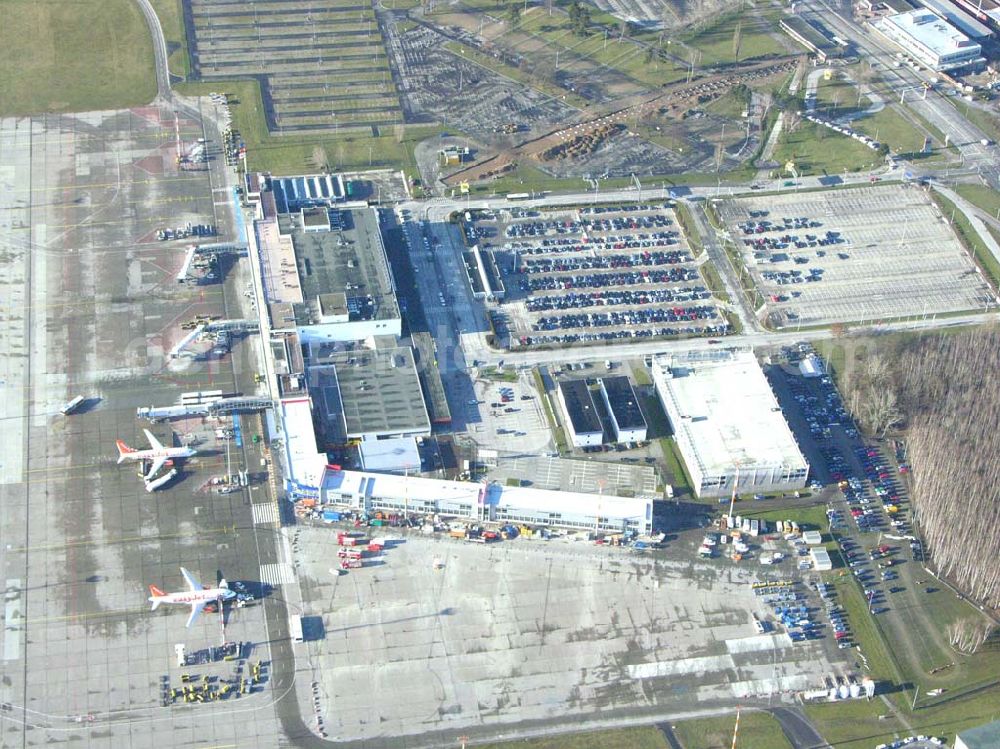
950 0 1000 30
321 468 653 534
875 10 984 70
914 0 993 39
598 376 648 443
310 344 431 443
652 350 809 498
557 380 604 447
809 547 833 571
779 17 846 61
956 719 1000 749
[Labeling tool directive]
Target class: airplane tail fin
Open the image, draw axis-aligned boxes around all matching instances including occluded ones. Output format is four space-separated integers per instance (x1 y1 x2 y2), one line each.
148 584 166 610
116 440 136 464
219 578 229 590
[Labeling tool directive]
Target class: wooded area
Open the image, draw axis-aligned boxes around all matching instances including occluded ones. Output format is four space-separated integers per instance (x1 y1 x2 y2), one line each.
846 329 1000 608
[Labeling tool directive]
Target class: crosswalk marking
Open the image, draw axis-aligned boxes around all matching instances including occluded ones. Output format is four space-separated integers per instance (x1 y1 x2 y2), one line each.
259 563 296 587
251 502 279 525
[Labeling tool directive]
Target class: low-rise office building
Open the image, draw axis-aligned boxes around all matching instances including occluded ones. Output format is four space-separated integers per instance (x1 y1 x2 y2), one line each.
557 379 604 447
876 10 983 70
652 350 809 498
599 376 647 443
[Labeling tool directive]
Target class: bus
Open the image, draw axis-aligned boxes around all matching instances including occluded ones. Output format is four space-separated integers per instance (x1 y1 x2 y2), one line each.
60 395 85 415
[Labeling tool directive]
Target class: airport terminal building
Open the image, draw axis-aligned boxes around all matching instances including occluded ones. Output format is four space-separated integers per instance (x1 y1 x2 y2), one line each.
652 350 809 498
321 468 654 534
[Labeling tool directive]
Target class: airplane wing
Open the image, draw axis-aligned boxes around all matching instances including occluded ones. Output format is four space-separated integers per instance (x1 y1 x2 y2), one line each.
144 455 167 480
180 567 204 592
143 428 165 451
186 601 207 628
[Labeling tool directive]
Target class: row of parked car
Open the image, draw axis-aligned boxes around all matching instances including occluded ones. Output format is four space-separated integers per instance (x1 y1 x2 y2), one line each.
532 305 718 331
518 267 698 292
525 287 710 312
516 323 730 347
518 250 690 274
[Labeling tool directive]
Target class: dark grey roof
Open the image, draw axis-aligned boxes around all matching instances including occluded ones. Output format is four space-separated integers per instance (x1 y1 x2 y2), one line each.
601 376 647 431
559 380 603 436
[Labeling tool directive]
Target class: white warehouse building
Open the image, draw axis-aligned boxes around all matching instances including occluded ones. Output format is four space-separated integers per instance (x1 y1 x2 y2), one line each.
652 350 809 498
875 10 983 71
321 469 653 534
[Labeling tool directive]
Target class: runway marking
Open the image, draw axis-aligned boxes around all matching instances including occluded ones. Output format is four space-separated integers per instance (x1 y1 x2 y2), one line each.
259 563 295 587
22 606 149 626
251 502 279 525
3 579 21 661
8 525 238 554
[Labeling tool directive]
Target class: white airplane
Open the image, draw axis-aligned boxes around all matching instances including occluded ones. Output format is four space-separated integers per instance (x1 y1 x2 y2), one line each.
117 429 196 480
145 468 178 493
148 567 237 628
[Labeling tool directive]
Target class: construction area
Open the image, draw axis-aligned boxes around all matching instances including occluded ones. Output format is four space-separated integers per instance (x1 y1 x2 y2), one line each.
186 0 402 134
464 203 728 347
713 183 998 327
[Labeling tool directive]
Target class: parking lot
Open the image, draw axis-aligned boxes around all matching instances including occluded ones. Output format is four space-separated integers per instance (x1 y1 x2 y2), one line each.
466 371 553 453
290 523 841 745
467 203 728 348
714 185 997 327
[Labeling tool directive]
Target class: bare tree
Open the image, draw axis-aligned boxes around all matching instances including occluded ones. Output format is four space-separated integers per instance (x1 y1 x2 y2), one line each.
841 327 1000 607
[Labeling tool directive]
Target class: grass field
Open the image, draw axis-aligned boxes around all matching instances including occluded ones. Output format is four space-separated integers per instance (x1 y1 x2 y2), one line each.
0 0 156 115
174 79 436 176
772 120 882 176
672 711 792 749
681 11 787 67
954 183 1000 220
931 190 1000 287
149 0 189 79
658 437 693 496
481 726 668 749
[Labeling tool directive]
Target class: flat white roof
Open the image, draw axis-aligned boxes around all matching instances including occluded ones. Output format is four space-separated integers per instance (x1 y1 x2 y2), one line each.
358 437 420 472
282 397 327 489
881 10 980 56
653 350 807 476
322 469 651 522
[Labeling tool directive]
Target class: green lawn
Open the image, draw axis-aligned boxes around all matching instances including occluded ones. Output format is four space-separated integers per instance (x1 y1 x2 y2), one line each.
480 726 668 749
804 698 904 749
954 183 1000 220
931 190 1000 288
853 107 944 162
674 202 703 256
658 437 693 495
672 711 792 749
149 0 189 79
773 119 883 177
174 79 435 176
699 261 730 302
682 12 787 66
0 0 156 115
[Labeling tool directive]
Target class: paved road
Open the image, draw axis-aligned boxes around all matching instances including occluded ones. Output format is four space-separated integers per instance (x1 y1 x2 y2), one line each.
769 706 834 749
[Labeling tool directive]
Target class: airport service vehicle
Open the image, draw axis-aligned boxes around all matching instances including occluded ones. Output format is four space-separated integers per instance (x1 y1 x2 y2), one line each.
117 429 197 479
145 468 179 492
60 395 85 415
148 567 237 627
